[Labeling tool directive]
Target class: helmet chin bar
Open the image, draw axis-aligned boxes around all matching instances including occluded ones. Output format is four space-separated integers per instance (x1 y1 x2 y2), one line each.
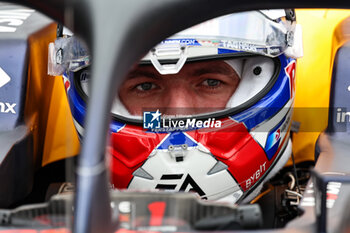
150 44 188 74
128 140 244 201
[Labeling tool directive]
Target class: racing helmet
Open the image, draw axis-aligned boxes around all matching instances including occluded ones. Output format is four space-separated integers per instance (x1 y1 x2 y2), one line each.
52 9 303 203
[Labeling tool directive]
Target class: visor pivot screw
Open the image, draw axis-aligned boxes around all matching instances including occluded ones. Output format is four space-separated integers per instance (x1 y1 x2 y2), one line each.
253 66 262 76
168 145 174 151
285 9 296 21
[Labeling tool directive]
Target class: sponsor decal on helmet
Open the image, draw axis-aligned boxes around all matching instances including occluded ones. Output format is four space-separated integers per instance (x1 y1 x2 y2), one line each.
155 174 206 198
161 39 200 46
265 128 281 159
220 40 258 53
285 60 296 98
265 116 287 160
245 162 267 189
62 75 71 92
143 110 222 132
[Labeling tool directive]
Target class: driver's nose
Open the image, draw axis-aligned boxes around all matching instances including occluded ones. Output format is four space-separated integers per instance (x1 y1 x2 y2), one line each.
162 85 195 115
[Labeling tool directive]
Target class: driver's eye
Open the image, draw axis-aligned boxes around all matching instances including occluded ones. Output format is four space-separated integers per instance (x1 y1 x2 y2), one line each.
205 79 220 87
136 82 155 91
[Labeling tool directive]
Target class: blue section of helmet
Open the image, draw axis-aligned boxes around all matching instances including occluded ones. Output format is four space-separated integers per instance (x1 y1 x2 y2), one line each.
157 132 198 149
218 48 240 54
230 55 293 130
265 117 285 160
110 121 126 133
66 71 126 134
161 39 200 46
66 72 86 128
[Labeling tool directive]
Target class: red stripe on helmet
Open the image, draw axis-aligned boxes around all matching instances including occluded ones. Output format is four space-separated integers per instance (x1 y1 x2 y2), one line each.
109 125 167 189
188 118 270 192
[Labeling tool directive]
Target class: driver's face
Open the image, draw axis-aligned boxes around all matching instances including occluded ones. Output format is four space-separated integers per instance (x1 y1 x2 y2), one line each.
119 60 240 115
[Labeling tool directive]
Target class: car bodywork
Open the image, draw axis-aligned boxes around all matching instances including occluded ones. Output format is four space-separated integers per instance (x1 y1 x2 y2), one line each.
0 3 79 208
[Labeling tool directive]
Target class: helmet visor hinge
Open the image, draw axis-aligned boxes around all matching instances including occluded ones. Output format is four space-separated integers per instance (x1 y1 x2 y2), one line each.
150 44 188 75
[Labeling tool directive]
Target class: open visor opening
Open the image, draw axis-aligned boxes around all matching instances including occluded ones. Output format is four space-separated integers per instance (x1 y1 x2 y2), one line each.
65 10 289 121
74 55 279 120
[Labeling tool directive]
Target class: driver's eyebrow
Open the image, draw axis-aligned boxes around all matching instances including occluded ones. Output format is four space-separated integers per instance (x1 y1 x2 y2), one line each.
126 69 161 80
191 65 236 77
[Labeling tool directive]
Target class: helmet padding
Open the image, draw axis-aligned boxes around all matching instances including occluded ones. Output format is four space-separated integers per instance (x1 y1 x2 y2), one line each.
226 57 274 108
